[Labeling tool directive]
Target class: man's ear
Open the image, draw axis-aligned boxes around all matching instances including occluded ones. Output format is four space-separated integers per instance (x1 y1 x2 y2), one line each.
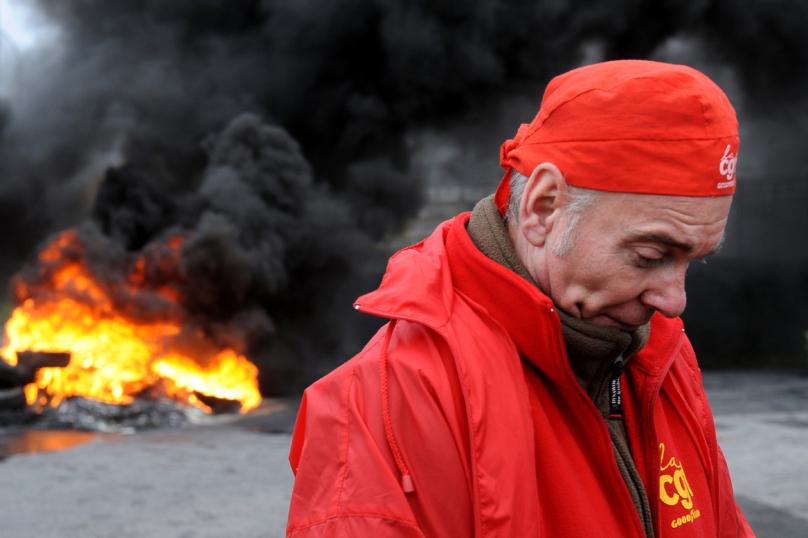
518 163 565 248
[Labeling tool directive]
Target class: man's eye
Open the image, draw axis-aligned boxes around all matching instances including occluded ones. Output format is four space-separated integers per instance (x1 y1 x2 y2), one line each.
637 255 664 268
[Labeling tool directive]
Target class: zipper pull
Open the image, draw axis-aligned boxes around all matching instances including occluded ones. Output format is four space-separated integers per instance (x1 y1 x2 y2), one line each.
609 354 624 421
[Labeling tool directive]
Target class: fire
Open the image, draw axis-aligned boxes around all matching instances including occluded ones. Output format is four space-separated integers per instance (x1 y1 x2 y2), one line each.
0 230 261 413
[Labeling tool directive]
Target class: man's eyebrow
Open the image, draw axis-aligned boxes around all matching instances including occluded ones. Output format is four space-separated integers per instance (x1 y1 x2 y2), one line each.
630 233 694 253
629 232 725 256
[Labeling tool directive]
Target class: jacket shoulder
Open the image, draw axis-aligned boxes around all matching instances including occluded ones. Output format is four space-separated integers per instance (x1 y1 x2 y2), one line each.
287 319 472 537
306 319 455 399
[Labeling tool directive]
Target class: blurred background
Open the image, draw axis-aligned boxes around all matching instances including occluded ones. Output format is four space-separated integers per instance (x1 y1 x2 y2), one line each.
0 1 806 537
2 0 808 399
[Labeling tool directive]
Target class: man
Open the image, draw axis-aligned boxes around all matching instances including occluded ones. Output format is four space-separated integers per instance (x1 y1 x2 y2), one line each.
286 60 754 537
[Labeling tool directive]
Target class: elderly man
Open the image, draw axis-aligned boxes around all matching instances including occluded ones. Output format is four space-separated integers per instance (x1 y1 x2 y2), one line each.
286 60 754 538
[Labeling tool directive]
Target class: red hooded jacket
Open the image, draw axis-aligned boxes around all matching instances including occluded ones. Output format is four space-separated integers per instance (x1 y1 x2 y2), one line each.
287 214 755 538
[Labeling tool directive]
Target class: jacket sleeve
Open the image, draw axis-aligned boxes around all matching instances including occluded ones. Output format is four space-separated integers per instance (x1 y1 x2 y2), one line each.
286 321 474 538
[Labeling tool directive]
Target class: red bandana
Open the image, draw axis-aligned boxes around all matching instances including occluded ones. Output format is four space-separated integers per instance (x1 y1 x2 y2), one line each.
496 60 739 215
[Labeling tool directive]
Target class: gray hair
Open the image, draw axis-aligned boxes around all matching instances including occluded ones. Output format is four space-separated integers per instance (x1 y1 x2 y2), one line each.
505 169 599 257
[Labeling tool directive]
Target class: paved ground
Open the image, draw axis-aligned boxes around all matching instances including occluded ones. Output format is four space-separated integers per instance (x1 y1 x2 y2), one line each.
0 371 805 538
704 371 808 537
0 404 300 538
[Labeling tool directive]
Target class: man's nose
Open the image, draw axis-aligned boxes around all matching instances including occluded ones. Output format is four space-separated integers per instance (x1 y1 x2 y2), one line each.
640 266 687 319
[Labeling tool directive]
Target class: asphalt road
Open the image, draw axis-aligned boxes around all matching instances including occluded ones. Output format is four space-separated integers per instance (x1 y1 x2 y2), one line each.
0 371 805 538
704 371 808 537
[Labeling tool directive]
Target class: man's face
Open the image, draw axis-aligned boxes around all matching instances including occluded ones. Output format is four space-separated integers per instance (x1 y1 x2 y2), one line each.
543 192 732 331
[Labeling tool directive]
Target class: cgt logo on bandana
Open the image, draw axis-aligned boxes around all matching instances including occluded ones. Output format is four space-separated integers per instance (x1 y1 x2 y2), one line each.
659 443 701 529
717 145 737 189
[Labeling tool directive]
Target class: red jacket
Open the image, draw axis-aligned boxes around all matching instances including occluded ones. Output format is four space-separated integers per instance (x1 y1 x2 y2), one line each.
287 214 755 538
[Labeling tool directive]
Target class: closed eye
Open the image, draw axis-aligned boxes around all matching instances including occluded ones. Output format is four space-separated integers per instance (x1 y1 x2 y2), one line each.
637 254 665 268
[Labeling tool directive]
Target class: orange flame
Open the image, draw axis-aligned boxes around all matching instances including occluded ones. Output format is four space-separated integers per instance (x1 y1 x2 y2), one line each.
0 231 261 412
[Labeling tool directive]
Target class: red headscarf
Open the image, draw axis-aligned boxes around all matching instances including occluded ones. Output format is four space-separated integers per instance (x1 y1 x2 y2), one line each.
496 60 739 215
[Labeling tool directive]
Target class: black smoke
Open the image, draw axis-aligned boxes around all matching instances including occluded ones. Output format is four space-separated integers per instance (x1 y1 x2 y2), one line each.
3 1 806 220
1 1 808 380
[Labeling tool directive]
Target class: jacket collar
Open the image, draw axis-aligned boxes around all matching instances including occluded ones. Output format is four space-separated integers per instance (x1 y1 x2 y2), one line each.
444 212 562 373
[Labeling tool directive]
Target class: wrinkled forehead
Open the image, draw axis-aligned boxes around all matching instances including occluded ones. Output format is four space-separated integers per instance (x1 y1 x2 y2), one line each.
586 189 733 218
581 191 733 251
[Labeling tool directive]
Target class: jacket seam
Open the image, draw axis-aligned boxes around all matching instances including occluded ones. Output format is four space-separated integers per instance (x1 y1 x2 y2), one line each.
333 352 364 516
433 308 484 537
629 355 659 377
288 513 422 534
450 288 533 537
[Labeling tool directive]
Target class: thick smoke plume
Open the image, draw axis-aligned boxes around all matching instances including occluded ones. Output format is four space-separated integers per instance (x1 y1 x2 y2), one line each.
1 1 808 380
14 114 366 389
